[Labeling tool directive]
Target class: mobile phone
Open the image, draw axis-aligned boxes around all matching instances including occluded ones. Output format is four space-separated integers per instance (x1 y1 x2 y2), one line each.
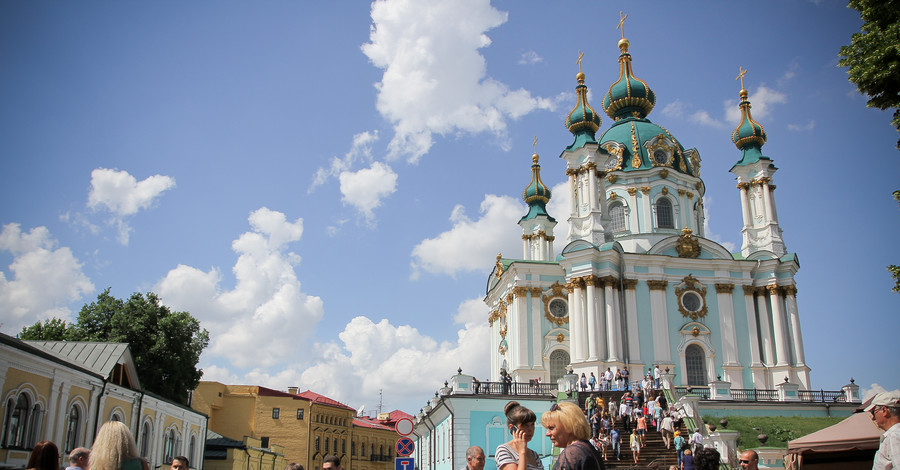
511 425 519 433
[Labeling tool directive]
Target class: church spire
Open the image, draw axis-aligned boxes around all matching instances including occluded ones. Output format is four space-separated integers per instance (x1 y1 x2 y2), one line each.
602 13 656 121
731 67 769 166
519 139 556 261
565 51 602 150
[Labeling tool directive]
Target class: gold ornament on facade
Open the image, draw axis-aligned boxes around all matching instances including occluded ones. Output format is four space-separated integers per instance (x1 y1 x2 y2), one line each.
624 278 638 290
675 228 700 258
556 333 565 343
640 186 651 194
691 326 700 337
609 192 618 200
513 286 529 297
686 192 694 199
742 285 757 295
675 274 708 320
631 123 641 168
781 285 798 296
766 284 780 296
678 189 686 196
608 174 618 184
715 283 735 293
769 184 776 190
627 187 637 196
495 252 504 278
499 324 507 339
647 279 668 290
661 186 669 195
659 169 669 179
737 182 750 191
531 287 543 296
499 345 507 355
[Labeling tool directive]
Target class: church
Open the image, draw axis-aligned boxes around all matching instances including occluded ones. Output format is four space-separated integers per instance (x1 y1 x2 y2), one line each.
485 31 810 393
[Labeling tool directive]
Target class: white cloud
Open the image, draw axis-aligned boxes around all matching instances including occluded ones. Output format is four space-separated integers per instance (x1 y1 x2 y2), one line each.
518 50 543 65
361 0 554 162
778 59 800 86
690 110 725 129
0 224 94 333
661 100 687 119
787 120 816 132
860 383 900 401
725 85 787 124
309 130 380 193
545 181 570 250
155 207 324 369
87 168 175 245
338 161 398 222
410 194 524 279
661 100 724 128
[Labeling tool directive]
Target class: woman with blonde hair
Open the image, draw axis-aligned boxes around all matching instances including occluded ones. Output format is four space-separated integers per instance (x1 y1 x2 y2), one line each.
540 402 605 470
496 401 544 470
89 421 150 470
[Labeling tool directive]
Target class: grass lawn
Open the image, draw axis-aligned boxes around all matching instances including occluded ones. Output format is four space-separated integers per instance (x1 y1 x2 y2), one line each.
702 415 845 451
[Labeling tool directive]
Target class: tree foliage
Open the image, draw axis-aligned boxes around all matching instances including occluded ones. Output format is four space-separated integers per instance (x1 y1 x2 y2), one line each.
838 0 900 149
20 288 209 403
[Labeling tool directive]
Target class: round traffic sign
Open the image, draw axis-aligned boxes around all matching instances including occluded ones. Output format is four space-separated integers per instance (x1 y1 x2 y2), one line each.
395 417 414 436
396 437 415 456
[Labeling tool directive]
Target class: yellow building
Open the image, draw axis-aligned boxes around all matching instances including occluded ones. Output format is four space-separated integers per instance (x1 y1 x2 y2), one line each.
203 432 285 470
0 333 208 470
192 383 408 470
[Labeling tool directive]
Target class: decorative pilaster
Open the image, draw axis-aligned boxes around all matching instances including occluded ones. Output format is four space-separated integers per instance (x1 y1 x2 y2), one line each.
714 283 740 367
782 285 805 367
649 278 671 363
754 286 775 367
585 275 600 361
767 284 790 367
603 279 621 363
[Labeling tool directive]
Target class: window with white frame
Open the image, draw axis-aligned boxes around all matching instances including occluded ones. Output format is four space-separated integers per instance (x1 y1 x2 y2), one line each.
64 405 81 452
656 197 674 229
609 202 626 232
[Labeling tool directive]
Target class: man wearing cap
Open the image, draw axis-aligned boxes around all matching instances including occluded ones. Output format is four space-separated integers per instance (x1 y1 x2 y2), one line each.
868 391 900 470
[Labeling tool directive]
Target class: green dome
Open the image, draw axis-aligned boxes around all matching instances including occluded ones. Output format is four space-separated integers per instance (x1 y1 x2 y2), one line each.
731 88 768 165
520 153 555 222
598 117 698 176
602 38 656 121
565 72 601 150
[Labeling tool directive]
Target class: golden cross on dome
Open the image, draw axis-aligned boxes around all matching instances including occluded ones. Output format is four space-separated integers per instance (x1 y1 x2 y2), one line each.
576 50 584 73
736 66 747 89
617 11 628 39
533 135 539 153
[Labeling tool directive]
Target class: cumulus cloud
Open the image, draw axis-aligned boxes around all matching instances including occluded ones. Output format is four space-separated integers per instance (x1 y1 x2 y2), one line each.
690 110 725 129
518 51 543 65
661 100 687 119
787 120 816 132
309 131 380 193
361 0 554 162
725 85 787 124
662 100 724 128
410 194 524 279
339 161 398 222
87 168 175 245
701 196 738 253
155 207 324 369
0 224 94 332
861 383 900 401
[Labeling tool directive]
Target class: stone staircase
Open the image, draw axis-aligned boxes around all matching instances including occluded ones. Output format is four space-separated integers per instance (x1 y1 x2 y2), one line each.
578 391 686 469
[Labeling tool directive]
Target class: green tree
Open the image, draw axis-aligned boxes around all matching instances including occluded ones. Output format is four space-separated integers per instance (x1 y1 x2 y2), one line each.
892 190 900 293
19 317 77 340
21 288 209 404
838 0 900 149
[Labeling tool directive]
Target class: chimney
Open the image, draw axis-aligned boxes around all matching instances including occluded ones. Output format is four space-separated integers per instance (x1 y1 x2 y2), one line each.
287 386 299 395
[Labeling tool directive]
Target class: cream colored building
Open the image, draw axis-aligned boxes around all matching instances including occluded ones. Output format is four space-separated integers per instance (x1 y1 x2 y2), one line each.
0 333 207 470
192 382 406 470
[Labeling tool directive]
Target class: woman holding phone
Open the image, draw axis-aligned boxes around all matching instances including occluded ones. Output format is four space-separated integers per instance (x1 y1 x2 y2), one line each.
496 401 544 470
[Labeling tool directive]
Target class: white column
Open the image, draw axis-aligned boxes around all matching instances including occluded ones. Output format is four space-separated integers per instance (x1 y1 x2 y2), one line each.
768 285 791 367
585 277 599 361
739 183 752 227
596 280 608 362
568 281 584 362
715 284 740 365
742 286 763 366
45 376 61 442
515 291 528 369
768 185 780 223
624 282 640 364
784 286 805 366
628 189 639 232
522 235 529 260
761 179 775 224
531 289 544 368
54 386 71 445
641 188 652 231
649 282 671 363
755 288 775 366
547 237 554 259
568 172 577 215
604 280 621 362
588 166 598 211
678 191 689 229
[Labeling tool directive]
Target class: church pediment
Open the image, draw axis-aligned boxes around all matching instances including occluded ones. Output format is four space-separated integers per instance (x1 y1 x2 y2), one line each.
647 234 733 260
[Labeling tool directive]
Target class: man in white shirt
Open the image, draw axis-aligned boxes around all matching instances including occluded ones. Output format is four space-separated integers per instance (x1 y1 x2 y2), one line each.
867 392 900 470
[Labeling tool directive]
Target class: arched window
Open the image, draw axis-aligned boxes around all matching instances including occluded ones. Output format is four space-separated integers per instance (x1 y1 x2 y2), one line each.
325 437 329 452
163 429 176 463
685 344 707 386
549 350 570 384
4 394 30 448
27 403 43 448
189 435 196 466
609 202 626 232
656 198 674 229
64 405 81 452
315 436 320 451
140 421 152 458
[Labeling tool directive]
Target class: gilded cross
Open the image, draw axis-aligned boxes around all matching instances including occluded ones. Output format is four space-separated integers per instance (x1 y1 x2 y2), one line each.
736 66 747 89
533 135 538 153
617 11 628 39
576 50 584 73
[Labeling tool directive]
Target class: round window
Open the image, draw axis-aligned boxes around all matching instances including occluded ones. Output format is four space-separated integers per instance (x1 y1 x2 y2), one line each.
682 291 702 312
653 149 669 164
548 298 568 318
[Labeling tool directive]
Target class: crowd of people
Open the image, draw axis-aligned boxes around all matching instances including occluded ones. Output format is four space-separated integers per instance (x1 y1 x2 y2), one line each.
22 422 188 470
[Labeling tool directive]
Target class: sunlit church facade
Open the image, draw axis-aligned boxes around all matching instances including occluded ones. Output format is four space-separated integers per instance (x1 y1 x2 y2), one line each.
486 34 811 393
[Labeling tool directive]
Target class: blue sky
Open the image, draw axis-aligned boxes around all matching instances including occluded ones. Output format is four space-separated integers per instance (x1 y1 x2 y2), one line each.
1 0 897 415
